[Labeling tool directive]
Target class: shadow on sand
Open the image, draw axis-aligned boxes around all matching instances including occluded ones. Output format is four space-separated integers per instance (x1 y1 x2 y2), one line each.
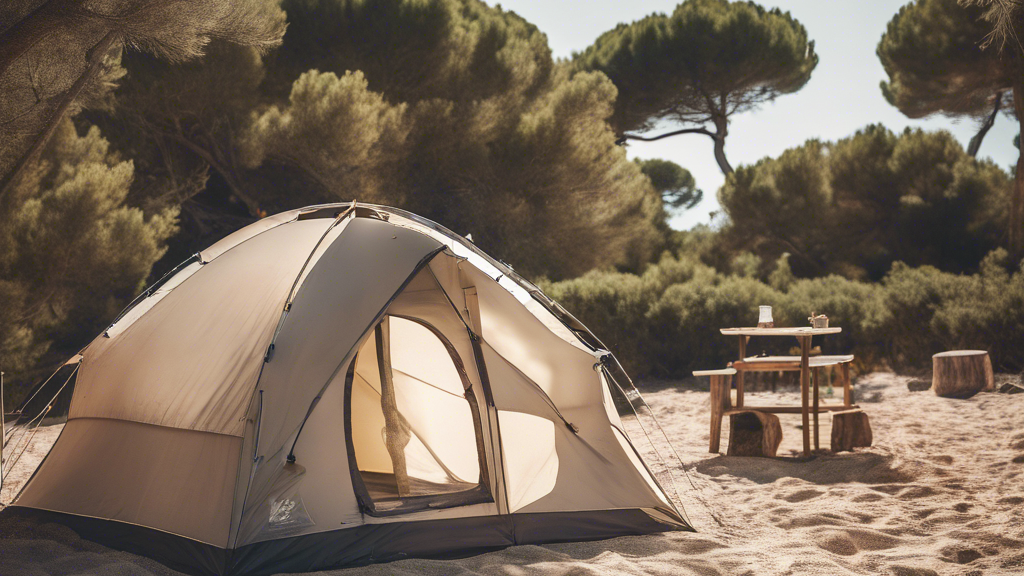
693 450 912 486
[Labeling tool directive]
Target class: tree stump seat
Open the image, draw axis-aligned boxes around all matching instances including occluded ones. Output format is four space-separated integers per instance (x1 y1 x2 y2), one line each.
932 350 994 398
830 408 872 452
726 409 782 457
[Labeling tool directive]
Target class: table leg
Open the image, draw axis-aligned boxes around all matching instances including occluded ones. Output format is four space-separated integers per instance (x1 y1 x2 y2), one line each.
800 336 811 457
709 374 731 453
813 367 820 451
842 362 852 406
736 336 747 408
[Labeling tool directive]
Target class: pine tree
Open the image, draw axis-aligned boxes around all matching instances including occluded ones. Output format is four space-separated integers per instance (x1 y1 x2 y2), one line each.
573 0 817 175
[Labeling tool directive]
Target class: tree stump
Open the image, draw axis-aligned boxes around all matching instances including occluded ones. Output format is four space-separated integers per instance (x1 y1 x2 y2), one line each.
727 410 782 457
932 350 994 398
831 409 872 452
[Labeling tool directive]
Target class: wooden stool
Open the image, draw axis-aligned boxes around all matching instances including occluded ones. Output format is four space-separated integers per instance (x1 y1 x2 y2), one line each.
831 409 872 452
727 410 782 457
932 350 993 398
694 368 736 453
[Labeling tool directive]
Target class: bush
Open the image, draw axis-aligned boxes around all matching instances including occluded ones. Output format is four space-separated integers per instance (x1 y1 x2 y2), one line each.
542 248 1024 379
647 276 786 376
877 250 1024 371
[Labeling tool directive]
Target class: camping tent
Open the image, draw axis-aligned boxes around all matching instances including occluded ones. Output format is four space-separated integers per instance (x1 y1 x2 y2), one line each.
9 203 691 575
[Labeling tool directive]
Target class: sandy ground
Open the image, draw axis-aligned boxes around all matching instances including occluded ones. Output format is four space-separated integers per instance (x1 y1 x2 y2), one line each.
2 372 1023 575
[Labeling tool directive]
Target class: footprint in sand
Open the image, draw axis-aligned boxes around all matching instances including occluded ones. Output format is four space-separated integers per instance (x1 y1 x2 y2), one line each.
898 485 939 499
912 508 938 519
997 496 1024 505
852 492 886 503
1012 454 1024 464
953 502 973 513
776 488 824 503
890 567 939 576
814 528 902 556
954 549 984 564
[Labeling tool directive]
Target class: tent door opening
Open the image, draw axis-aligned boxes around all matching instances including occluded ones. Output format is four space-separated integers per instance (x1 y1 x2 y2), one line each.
345 315 491 516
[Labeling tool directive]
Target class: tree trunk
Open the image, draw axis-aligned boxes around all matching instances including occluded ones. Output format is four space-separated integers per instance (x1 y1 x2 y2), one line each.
932 350 994 399
1011 72 1024 261
0 30 118 202
967 91 1002 158
711 114 733 175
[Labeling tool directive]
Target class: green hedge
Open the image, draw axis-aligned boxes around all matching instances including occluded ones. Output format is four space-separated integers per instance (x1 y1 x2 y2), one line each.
541 249 1024 378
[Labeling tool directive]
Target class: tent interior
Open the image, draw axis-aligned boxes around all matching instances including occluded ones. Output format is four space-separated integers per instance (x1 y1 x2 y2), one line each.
349 315 488 510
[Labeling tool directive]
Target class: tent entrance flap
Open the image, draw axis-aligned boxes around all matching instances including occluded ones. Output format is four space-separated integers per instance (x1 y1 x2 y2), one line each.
346 315 492 516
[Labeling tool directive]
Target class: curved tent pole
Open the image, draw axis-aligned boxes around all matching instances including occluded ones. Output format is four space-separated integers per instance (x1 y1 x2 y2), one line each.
265 202 358 363
102 253 203 336
281 245 447 464
234 203 360 530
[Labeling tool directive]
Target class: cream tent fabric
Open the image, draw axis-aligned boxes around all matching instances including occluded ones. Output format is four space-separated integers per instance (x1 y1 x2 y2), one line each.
11 203 691 576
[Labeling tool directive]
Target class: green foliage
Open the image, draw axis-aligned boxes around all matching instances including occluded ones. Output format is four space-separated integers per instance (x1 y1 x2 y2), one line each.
636 158 702 210
729 251 762 278
647 275 788 375
94 41 269 214
719 125 1011 280
768 253 794 291
543 248 1024 379
876 252 1024 371
241 69 409 203
235 0 668 279
878 0 1010 119
0 119 176 379
0 0 287 193
573 0 817 174
270 0 552 105
574 0 817 132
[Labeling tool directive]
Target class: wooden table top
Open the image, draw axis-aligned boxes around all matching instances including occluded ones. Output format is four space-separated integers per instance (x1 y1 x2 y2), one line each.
720 327 842 337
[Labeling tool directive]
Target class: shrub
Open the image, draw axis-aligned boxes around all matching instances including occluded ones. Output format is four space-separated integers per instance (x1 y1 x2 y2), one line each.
542 248 1024 380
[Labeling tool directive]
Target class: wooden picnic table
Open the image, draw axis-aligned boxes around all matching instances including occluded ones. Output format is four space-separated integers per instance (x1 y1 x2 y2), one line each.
720 327 852 458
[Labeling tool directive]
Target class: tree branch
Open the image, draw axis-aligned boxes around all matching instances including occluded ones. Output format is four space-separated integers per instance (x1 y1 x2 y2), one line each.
0 0 76 81
162 122 263 216
967 90 1003 157
615 126 714 145
0 30 119 202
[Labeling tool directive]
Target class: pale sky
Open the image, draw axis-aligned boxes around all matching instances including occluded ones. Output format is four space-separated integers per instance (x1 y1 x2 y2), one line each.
496 0 1020 230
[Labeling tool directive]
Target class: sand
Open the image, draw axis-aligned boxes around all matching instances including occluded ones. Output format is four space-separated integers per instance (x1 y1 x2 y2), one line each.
2 371 1023 575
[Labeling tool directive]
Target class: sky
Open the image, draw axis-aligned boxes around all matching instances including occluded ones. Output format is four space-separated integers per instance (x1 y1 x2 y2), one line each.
496 0 1020 230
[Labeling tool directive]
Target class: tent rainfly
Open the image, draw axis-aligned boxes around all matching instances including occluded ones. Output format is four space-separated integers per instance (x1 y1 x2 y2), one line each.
7 203 691 575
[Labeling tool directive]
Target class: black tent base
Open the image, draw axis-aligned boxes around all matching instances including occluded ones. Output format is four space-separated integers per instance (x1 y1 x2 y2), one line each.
1 506 691 576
